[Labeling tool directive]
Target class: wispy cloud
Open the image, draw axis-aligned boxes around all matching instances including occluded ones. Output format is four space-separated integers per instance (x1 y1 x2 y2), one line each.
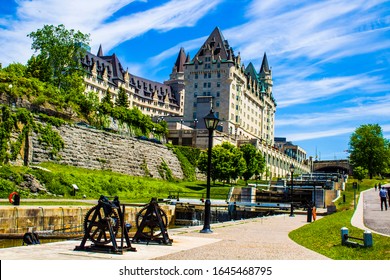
91 0 222 51
282 127 354 142
277 93 390 127
275 73 390 108
0 0 222 66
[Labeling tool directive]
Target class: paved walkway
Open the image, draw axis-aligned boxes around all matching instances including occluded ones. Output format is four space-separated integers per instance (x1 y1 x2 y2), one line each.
0 186 389 260
352 184 390 236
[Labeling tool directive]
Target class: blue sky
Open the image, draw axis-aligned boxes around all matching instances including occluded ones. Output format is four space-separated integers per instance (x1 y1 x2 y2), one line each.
1 0 389 160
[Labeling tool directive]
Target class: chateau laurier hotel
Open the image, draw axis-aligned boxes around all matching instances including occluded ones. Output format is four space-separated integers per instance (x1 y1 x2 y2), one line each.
81 27 311 178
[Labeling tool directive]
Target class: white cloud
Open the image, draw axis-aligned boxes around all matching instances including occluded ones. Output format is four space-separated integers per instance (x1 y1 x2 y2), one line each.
275 73 390 108
282 127 354 142
0 0 222 66
276 93 390 127
91 0 222 51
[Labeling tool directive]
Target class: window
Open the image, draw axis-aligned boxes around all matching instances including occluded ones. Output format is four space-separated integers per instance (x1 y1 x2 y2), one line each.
194 83 198 88
217 72 221 78
216 101 220 107
216 92 220 97
208 82 211 88
217 82 220 87
195 73 198 79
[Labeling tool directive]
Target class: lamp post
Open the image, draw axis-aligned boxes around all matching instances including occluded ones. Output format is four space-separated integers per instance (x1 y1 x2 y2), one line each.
8 84 13 107
200 109 219 233
179 119 183 145
289 164 295 217
193 118 198 147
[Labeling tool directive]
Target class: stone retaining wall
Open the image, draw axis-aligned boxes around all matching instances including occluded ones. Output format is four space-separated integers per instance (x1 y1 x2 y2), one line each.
31 124 184 180
0 205 176 234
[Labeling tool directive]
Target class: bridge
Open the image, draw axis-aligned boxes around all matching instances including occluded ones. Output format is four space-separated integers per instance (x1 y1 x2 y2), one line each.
313 159 351 175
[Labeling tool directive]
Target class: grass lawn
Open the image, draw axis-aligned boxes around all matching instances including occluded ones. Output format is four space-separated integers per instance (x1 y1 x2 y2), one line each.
289 178 390 260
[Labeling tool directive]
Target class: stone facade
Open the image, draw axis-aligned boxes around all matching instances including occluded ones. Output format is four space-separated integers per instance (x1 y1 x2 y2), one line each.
81 46 184 118
182 27 276 145
168 27 310 178
31 124 184 180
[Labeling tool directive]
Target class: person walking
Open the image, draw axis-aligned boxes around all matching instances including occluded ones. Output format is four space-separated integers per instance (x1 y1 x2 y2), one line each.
375 183 378 191
379 186 388 211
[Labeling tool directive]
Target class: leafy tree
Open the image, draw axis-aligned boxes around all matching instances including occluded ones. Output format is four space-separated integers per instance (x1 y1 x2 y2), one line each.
2 63 27 77
99 88 114 115
27 24 90 90
77 91 99 121
153 120 168 140
26 55 51 82
353 166 368 181
115 86 129 108
349 124 390 179
240 144 266 182
198 142 246 184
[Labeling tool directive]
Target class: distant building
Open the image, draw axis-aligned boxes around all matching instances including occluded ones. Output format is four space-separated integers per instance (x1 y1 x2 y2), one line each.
274 137 307 164
81 45 184 117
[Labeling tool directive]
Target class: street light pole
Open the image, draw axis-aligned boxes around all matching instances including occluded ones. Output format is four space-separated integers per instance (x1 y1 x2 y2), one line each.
289 164 295 217
179 119 183 145
200 109 219 233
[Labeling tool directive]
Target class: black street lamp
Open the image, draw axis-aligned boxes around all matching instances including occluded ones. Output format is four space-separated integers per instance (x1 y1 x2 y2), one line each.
200 109 219 233
289 164 295 217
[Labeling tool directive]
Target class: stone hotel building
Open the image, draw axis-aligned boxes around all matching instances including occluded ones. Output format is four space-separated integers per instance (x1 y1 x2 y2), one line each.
81 27 311 178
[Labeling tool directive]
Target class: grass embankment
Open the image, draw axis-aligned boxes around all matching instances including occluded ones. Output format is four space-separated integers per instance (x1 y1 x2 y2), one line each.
0 162 234 204
289 178 390 260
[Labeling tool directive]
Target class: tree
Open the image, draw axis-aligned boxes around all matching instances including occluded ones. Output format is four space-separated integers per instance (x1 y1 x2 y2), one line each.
27 24 90 90
349 124 390 179
26 55 51 82
240 144 266 182
115 87 129 108
99 88 114 115
78 91 99 122
198 142 246 184
353 166 368 181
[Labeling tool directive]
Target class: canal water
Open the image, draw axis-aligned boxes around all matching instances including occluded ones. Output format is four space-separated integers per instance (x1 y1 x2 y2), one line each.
0 238 67 249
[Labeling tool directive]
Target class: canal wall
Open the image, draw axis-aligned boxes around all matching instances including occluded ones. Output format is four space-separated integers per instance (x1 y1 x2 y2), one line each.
0 204 176 235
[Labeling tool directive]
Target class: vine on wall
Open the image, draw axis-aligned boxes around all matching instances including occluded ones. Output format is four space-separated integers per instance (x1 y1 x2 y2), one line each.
158 158 174 181
0 105 64 164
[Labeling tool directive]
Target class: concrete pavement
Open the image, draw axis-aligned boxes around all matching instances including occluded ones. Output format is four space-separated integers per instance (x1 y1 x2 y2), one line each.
0 186 388 260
